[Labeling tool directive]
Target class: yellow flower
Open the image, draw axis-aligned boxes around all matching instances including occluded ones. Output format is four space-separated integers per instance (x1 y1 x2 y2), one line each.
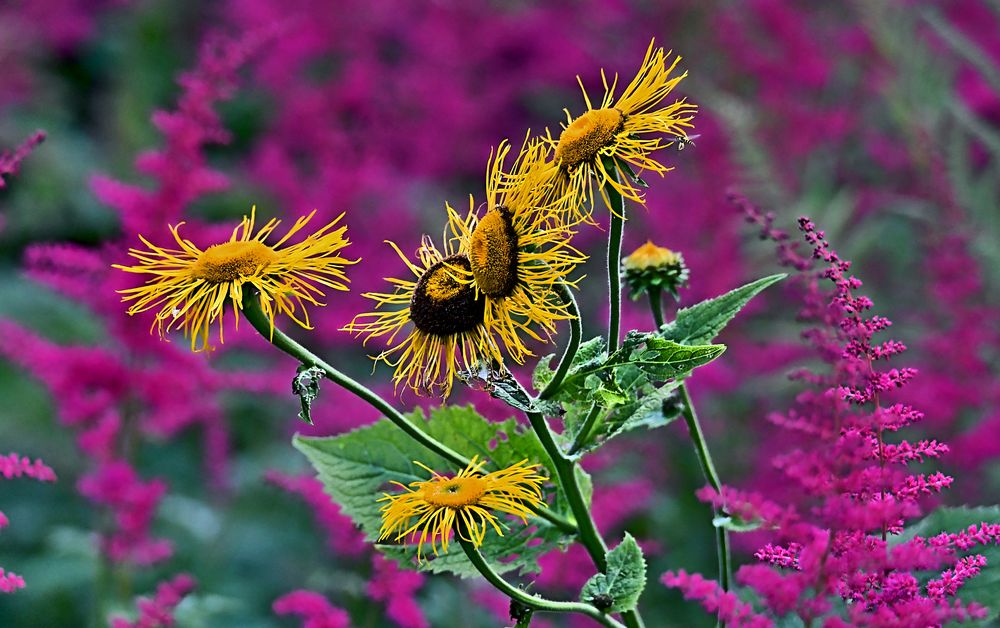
343 235 502 397
445 139 587 363
548 39 696 219
114 207 356 351
622 240 680 271
378 456 545 557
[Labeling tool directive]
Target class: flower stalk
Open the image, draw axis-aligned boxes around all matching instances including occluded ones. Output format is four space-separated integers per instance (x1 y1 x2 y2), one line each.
648 288 731 595
457 533 626 628
539 280 582 400
603 155 626 354
239 290 578 535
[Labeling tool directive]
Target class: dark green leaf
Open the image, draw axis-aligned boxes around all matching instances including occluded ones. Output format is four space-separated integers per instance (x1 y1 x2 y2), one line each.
291 365 324 425
660 274 785 345
294 405 570 578
580 533 647 613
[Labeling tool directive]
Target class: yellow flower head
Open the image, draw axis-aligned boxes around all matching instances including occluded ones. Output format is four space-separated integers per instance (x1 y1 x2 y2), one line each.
378 456 545 557
623 240 680 271
114 207 357 351
343 235 502 397
445 138 587 363
548 39 696 219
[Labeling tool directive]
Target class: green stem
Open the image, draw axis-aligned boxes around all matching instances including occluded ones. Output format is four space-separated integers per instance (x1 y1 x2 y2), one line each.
539 281 583 400
679 384 731 594
647 287 664 329
604 161 625 354
237 292 583 533
645 282 731 597
567 404 601 456
457 536 626 628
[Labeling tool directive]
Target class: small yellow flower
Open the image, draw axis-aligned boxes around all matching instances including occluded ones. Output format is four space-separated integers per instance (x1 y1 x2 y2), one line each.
548 39 696 219
378 456 545 557
622 240 689 300
114 207 356 351
343 235 502 397
623 240 681 271
446 139 587 363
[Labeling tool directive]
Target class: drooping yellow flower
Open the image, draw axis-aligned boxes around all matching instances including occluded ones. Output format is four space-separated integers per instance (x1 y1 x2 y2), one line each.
378 456 545 557
548 39 696 219
343 235 502 397
445 139 587 363
114 207 356 351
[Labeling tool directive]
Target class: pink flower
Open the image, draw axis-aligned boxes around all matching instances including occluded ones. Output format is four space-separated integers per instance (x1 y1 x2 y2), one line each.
111 574 196 628
273 590 350 628
0 130 44 189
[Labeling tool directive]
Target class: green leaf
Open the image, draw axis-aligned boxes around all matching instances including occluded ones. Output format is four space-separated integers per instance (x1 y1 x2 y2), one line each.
893 506 1000 624
660 274 786 346
580 533 647 613
293 405 570 578
713 514 763 533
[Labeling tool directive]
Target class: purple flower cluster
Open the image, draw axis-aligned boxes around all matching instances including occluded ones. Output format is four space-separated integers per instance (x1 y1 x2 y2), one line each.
665 202 998 625
0 454 56 594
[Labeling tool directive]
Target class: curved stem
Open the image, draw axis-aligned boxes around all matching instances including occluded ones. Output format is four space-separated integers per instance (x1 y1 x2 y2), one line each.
539 282 582 400
679 383 731 594
238 292 579 537
602 156 626 354
457 536 626 628
567 404 601 456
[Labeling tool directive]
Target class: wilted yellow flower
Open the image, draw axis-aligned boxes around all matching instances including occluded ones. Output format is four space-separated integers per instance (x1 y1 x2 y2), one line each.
446 139 586 363
378 456 545 557
114 207 356 351
343 235 502 397
549 40 696 219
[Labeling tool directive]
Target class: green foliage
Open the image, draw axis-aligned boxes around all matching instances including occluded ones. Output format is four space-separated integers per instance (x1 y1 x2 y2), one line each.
293 405 571 578
580 533 647 614
894 506 1000 623
659 274 786 346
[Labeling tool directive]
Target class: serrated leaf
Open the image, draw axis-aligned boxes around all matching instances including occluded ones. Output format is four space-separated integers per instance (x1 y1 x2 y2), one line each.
660 274 786 346
532 353 557 391
293 405 571 578
580 533 647 613
893 506 1000 624
561 338 725 393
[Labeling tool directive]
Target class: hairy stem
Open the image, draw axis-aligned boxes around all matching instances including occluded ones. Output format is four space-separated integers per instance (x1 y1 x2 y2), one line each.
539 281 583 400
237 292 584 533
602 156 626 354
679 384 731 594
457 535 626 628
647 282 731 596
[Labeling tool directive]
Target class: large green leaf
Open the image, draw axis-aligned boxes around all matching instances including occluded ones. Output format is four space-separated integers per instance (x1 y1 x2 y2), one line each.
580 533 647 613
893 506 1000 624
293 405 570 578
660 274 786 346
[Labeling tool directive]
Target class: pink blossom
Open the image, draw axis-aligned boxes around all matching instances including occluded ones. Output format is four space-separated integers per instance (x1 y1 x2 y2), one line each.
0 130 44 189
367 554 428 628
662 570 773 627
0 568 26 594
111 574 196 628
273 590 351 628
265 471 366 557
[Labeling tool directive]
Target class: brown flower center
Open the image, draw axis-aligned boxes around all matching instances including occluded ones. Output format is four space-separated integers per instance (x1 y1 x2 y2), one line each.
420 475 488 508
410 255 485 337
469 207 518 298
193 241 279 283
554 108 624 168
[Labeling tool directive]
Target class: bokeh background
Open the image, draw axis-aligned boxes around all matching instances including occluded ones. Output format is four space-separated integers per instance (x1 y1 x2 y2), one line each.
1 0 999 626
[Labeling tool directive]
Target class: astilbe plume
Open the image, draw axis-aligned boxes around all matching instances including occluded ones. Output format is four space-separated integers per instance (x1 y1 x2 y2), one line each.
663 197 998 625
0 29 280 573
110 573 196 628
0 130 45 190
0 454 56 593
272 590 351 628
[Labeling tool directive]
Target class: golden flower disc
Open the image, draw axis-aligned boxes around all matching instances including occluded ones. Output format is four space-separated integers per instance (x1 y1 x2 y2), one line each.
555 107 624 168
191 240 280 283
623 240 679 271
418 476 488 508
410 255 485 337
469 207 518 298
